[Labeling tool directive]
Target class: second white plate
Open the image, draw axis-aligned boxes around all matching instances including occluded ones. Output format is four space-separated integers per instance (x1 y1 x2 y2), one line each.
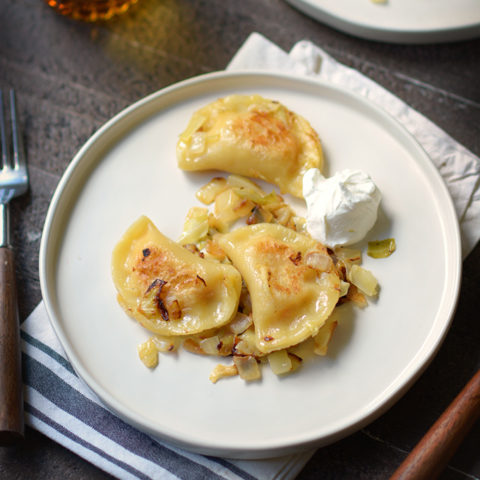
40 71 461 459
284 0 480 43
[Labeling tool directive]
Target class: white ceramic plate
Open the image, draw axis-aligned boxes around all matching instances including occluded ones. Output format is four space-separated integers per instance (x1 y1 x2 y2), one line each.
284 0 480 43
40 71 461 459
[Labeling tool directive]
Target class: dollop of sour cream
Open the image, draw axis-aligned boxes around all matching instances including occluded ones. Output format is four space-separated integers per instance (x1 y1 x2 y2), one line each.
303 168 381 248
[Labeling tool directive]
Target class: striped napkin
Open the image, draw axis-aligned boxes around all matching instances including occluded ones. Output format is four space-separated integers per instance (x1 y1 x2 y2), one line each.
22 33 480 480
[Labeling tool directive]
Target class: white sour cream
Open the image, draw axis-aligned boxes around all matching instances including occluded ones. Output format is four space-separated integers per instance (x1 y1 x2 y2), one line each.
303 168 381 248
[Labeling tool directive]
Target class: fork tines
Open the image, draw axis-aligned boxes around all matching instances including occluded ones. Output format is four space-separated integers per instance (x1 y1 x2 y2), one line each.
0 90 8 170
0 89 26 175
0 89 28 203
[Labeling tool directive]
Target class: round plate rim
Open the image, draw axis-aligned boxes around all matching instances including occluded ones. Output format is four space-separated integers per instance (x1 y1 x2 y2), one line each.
39 70 462 458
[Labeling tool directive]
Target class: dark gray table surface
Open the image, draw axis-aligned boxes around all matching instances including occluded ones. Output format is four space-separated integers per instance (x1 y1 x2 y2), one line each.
1 0 479 478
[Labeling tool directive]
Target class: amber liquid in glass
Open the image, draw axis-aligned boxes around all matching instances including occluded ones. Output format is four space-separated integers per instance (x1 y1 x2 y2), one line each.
45 0 138 21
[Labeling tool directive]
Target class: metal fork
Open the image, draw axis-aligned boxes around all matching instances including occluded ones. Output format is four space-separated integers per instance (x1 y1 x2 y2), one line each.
0 89 27 444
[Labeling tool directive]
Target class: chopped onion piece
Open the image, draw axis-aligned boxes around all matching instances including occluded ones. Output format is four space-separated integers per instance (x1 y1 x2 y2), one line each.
288 338 314 361
138 288 159 319
246 205 273 225
178 207 209 245
199 335 221 355
216 332 235 356
288 353 302 372
196 177 228 205
234 339 256 356
313 318 337 356
226 174 265 198
233 187 264 205
346 284 368 307
209 364 238 383
292 216 307 233
367 238 396 258
334 247 362 264
268 350 292 375
190 132 206 154
348 264 378 297
229 312 253 334
233 356 261 381
208 211 229 233
339 280 350 297
235 328 262 356
257 191 283 207
178 114 207 141
272 204 293 226
305 251 332 271
137 338 158 368
213 189 254 226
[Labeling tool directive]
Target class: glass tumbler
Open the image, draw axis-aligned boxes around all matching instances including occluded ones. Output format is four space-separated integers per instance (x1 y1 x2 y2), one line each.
44 0 139 21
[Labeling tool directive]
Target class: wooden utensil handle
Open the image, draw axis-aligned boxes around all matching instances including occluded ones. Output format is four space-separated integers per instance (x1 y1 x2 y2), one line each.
390 368 480 480
0 247 24 445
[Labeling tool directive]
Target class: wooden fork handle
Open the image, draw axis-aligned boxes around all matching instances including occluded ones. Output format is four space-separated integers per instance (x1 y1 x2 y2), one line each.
0 247 24 445
390 368 480 480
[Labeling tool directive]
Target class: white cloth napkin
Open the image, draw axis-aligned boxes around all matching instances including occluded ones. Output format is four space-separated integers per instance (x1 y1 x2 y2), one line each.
21 33 480 480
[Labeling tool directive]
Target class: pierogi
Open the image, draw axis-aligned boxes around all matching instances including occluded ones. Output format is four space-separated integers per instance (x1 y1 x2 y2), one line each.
217 223 341 353
111 216 242 336
177 94 324 198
